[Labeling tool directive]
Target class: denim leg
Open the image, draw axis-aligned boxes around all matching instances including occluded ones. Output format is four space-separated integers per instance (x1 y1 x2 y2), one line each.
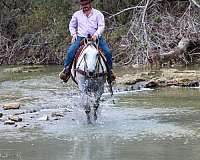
98 36 113 69
64 37 83 68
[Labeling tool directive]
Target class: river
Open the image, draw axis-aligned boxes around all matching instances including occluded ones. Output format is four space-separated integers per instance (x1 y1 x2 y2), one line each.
0 65 200 160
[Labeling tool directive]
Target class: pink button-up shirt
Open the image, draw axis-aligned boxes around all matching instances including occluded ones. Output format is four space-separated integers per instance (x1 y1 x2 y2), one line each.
69 8 105 38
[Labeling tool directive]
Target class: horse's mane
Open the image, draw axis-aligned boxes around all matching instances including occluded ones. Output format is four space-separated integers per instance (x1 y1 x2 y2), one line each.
85 41 98 49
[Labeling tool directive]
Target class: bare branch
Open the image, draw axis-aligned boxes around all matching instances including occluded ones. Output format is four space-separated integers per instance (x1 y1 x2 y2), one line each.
190 0 200 8
108 6 145 19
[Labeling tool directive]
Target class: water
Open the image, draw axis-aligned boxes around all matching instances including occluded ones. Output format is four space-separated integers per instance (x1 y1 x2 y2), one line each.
0 65 200 160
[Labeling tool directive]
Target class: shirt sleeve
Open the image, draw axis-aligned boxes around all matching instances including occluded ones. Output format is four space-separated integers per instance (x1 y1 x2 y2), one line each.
94 12 105 38
69 13 78 36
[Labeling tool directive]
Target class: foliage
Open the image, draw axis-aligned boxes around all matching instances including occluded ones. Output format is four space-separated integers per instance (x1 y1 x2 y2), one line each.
0 0 200 66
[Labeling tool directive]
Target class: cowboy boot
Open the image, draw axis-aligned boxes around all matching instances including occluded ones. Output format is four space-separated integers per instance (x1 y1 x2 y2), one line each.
110 70 116 82
59 67 71 83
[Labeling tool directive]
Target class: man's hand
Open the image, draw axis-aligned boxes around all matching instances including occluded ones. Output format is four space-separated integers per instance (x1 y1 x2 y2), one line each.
91 35 97 41
71 34 77 43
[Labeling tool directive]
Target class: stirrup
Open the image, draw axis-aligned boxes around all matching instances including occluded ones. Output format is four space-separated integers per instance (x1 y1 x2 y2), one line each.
111 71 116 81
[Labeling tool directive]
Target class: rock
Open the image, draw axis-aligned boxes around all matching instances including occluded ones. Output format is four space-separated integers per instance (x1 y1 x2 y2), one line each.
8 115 22 122
166 79 178 86
0 113 3 118
188 81 199 87
16 97 37 102
117 74 146 85
53 117 61 121
176 78 193 87
29 109 38 113
130 81 146 90
38 115 49 121
145 81 159 88
125 80 136 85
14 111 26 115
135 78 146 83
51 112 64 117
63 108 73 112
2 102 21 110
114 68 200 88
4 120 15 125
154 77 167 87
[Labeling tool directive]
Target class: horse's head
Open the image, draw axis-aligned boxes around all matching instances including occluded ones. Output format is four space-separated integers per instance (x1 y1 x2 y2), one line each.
74 35 107 85
82 38 99 78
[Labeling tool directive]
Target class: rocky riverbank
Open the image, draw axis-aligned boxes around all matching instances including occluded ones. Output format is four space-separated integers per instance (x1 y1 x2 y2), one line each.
2 65 200 88
116 68 200 88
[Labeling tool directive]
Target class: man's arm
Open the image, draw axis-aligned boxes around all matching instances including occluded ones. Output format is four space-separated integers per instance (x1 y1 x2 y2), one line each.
93 12 105 38
69 13 78 36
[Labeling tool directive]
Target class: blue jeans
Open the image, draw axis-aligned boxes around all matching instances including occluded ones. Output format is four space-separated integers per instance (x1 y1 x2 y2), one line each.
64 36 113 69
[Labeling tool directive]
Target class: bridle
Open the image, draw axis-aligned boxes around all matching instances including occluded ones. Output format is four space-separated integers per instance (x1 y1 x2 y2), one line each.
76 42 107 79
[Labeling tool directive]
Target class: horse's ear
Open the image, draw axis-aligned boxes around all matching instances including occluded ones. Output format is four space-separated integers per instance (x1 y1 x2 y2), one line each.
95 38 99 48
84 38 88 45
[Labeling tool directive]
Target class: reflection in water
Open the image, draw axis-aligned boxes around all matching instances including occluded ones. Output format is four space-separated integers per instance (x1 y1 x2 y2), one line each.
1 66 200 160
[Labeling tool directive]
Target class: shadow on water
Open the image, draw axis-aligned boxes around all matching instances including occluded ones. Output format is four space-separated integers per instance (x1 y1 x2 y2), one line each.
1 65 200 160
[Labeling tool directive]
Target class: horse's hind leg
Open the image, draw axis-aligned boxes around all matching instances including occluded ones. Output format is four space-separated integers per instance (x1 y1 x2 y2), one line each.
94 104 98 121
85 110 92 124
85 105 91 124
93 98 100 121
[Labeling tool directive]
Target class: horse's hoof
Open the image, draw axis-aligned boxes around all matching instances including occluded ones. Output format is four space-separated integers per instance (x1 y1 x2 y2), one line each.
87 121 92 124
87 118 92 124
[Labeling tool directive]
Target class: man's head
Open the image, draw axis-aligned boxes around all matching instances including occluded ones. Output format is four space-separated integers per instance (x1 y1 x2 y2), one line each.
80 0 92 12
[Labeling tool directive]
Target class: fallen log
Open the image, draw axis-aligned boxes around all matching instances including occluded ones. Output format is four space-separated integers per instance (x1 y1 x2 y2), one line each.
147 38 198 68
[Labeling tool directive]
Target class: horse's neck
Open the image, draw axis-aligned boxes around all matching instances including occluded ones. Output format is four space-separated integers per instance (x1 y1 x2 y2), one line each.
76 45 93 70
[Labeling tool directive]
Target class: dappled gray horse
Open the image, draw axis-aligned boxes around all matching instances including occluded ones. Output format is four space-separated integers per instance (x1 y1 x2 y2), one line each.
71 38 107 123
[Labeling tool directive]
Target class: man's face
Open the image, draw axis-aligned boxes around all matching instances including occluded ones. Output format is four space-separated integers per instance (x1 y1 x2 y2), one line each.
81 3 91 12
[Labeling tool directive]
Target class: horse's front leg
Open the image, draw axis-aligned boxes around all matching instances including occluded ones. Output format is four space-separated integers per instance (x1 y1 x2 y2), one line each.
94 100 99 121
81 92 92 124
93 88 103 121
85 109 91 124
83 97 92 124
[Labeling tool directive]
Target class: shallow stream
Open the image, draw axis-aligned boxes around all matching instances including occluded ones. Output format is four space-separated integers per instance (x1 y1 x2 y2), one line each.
0 65 200 160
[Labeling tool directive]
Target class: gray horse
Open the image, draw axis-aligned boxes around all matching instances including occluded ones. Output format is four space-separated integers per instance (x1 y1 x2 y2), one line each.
71 38 107 124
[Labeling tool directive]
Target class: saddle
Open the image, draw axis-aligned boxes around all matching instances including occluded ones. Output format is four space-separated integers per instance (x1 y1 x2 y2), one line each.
74 42 107 65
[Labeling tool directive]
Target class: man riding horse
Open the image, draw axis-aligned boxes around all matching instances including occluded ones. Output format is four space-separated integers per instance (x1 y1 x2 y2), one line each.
59 0 116 83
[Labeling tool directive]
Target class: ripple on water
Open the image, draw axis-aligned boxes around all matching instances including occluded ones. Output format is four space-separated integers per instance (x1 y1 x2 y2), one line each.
38 105 198 142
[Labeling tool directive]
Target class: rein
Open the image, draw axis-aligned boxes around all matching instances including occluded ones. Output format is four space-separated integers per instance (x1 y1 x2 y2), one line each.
76 68 107 78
